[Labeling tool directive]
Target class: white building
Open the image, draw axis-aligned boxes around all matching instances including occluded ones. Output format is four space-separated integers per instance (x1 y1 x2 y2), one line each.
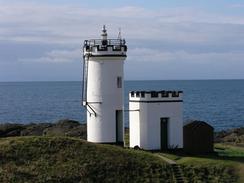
82 26 127 144
129 91 183 150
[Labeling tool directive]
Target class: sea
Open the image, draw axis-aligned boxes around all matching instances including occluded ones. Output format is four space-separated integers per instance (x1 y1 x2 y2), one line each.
0 80 243 131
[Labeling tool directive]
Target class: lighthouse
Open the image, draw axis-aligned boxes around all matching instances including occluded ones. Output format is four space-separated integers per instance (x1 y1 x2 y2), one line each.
82 26 127 144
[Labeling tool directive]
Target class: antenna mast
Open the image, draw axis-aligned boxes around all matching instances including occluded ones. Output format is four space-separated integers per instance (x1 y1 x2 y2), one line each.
118 27 122 40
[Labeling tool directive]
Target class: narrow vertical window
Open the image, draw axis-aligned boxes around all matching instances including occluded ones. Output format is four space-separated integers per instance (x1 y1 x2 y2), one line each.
117 76 122 88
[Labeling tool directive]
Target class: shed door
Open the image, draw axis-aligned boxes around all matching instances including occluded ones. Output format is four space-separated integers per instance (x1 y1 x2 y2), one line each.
161 118 169 150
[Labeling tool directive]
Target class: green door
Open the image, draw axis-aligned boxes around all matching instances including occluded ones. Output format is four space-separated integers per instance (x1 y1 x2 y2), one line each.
161 118 169 150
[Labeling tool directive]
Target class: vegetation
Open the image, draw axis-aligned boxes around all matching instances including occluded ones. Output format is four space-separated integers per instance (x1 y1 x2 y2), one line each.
123 126 244 183
0 136 172 183
124 127 129 147
215 143 244 157
0 119 87 139
1 121 244 182
158 144 244 183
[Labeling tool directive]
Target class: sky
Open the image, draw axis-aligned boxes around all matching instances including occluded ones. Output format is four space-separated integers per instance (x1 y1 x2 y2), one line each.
0 0 244 81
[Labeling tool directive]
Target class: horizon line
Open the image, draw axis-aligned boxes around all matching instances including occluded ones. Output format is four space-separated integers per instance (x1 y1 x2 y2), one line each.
0 79 244 82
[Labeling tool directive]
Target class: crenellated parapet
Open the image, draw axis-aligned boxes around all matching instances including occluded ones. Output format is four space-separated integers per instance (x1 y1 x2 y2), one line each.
83 26 127 58
129 90 183 102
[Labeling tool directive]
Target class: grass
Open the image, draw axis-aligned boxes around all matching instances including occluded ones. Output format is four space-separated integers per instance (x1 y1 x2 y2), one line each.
124 128 129 147
125 128 244 182
0 136 172 183
1 130 243 182
157 144 244 183
215 143 244 157
125 129 244 182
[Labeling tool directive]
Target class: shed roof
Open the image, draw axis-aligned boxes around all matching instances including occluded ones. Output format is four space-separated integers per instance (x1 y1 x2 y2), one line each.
184 120 214 130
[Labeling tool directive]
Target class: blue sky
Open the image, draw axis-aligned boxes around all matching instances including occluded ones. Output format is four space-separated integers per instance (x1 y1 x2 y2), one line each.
0 0 244 81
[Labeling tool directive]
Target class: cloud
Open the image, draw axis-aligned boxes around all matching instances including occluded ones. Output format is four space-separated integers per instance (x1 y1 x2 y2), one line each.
128 48 244 64
125 47 244 79
1 2 244 45
1 1 244 80
128 48 175 63
19 49 81 63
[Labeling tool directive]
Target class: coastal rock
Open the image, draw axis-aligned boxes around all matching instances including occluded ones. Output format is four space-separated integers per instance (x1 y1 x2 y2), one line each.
0 123 24 137
65 125 87 139
43 119 86 139
215 127 244 145
21 123 52 136
0 119 87 139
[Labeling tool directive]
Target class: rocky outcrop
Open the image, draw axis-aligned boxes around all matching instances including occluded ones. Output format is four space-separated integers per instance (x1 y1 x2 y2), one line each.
215 127 244 145
0 123 25 137
44 119 86 138
0 119 87 139
21 123 52 136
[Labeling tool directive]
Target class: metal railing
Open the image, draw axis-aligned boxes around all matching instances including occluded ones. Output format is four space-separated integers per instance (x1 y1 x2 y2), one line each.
84 39 126 47
82 55 89 104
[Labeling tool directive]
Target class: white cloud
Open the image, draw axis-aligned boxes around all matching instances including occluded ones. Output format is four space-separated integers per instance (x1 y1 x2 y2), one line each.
128 48 175 62
0 1 244 80
1 2 244 45
128 47 244 64
19 49 81 63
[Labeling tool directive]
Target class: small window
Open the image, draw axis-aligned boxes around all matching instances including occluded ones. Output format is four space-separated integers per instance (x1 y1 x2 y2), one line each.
117 76 122 88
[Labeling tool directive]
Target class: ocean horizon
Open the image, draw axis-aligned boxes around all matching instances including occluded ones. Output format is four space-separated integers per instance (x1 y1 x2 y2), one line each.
0 79 243 131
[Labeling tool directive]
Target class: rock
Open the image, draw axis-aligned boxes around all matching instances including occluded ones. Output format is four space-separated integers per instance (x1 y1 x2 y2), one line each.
223 133 238 143
43 119 85 137
215 127 244 144
0 123 25 137
55 119 80 128
0 119 87 139
21 123 52 136
65 125 87 139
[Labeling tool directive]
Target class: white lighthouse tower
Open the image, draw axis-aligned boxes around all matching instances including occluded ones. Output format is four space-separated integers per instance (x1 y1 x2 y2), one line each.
82 26 127 144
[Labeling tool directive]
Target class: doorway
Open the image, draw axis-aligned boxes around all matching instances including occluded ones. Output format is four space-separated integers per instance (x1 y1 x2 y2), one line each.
116 110 123 144
161 118 169 150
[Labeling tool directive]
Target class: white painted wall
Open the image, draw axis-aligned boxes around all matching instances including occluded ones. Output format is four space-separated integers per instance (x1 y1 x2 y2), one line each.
129 92 183 150
83 27 127 144
129 102 140 147
86 57 125 143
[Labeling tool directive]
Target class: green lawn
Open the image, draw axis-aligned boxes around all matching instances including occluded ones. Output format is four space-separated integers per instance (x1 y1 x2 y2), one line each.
157 144 244 183
125 128 244 182
215 143 244 157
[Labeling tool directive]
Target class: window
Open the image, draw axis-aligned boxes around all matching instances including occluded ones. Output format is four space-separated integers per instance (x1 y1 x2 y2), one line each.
117 76 122 88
